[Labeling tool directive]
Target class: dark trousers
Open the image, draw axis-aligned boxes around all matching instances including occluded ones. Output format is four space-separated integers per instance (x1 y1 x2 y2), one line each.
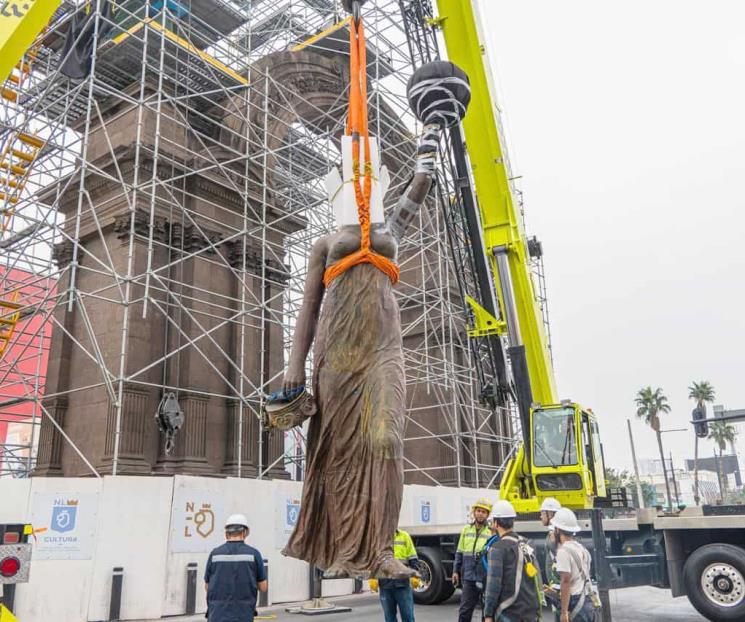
552 594 596 622
458 580 483 622
379 586 415 622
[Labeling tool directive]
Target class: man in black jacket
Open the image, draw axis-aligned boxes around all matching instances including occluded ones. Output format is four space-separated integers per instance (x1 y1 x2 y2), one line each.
483 501 540 622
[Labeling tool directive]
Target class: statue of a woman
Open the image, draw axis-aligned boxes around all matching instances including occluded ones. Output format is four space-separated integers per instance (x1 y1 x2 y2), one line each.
280 123 440 578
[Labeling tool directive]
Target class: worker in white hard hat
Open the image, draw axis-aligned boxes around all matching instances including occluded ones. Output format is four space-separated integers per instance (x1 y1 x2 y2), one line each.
483 500 541 622
539 498 562 593
204 514 268 622
546 509 599 622
453 498 493 622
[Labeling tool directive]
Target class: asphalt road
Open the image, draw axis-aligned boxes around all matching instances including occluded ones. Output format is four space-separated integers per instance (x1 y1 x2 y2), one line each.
299 588 708 622
140 587 707 622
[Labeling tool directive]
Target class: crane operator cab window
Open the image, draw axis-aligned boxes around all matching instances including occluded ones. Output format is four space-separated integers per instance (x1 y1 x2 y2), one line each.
531 406 584 492
533 407 577 468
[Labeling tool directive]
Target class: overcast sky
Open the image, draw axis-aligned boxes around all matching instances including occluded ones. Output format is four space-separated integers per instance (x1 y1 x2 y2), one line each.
477 0 745 472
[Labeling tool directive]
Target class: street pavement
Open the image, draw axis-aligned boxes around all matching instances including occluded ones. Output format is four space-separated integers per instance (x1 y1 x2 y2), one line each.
141 586 706 622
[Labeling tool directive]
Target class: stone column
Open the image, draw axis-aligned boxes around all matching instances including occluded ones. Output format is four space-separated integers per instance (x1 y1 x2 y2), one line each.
33 241 74 477
33 398 67 476
99 385 152 474
222 398 260 476
225 240 290 479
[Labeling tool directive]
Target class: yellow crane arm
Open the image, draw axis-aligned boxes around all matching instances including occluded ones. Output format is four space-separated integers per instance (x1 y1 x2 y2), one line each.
434 0 607 511
0 0 62 82
434 0 557 407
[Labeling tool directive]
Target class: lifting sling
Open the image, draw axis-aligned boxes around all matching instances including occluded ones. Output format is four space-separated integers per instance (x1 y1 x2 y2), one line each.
322 15 399 287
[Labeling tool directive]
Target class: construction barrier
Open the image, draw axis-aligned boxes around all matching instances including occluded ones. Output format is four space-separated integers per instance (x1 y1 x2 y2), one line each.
0 475 492 621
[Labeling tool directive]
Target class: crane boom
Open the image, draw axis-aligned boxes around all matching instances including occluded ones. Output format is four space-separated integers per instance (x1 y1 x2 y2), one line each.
434 0 607 511
435 0 557 407
0 0 61 83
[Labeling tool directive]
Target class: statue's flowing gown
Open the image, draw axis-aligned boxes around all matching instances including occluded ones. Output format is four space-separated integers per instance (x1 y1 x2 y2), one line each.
283 263 404 575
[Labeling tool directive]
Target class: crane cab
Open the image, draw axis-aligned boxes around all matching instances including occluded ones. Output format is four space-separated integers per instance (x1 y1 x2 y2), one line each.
500 402 607 512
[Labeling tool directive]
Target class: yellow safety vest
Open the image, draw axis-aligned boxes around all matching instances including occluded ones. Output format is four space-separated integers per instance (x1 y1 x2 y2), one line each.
393 529 417 562
457 522 491 556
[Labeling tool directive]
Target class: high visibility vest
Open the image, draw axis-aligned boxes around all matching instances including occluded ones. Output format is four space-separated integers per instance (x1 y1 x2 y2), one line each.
393 529 417 563
457 523 491 556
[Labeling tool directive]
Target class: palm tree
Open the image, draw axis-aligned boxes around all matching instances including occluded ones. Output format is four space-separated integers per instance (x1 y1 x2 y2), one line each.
709 420 737 498
688 381 715 505
635 386 673 509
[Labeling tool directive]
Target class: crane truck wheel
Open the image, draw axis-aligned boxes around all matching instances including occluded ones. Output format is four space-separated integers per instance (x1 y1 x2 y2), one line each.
412 546 455 605
683 543 745 621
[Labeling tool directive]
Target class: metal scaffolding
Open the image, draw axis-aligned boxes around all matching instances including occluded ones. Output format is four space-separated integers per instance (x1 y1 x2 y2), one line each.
0 0 518 486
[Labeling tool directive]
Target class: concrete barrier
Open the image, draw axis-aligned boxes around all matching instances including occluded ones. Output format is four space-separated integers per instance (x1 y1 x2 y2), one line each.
0 475 492 621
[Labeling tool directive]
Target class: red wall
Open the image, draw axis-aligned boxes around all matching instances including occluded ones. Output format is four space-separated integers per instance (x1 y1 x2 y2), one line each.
0 266 54 449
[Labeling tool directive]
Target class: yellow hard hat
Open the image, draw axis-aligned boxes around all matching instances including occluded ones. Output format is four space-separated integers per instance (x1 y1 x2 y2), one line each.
472 497 492 513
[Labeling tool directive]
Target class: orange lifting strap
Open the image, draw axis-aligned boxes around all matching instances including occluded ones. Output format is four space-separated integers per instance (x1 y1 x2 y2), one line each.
322 17 400 288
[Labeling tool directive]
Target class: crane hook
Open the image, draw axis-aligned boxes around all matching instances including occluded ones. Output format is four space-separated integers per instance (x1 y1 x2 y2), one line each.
342 0 364 25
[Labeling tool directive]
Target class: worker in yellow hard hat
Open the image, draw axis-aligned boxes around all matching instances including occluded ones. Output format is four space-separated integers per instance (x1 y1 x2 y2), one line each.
369 528 420 622
453 498 492 622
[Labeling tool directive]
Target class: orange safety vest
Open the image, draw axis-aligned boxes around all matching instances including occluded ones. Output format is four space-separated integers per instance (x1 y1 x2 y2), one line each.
322 16 400 288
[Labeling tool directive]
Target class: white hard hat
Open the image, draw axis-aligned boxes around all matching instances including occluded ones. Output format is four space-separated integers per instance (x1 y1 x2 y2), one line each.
551 508 581 534
491 500 517 519
540 497 562 513
225 514 249 530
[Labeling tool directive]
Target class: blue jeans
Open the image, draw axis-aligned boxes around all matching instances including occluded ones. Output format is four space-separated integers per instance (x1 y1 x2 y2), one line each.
553 594 597 622
379 586 415 622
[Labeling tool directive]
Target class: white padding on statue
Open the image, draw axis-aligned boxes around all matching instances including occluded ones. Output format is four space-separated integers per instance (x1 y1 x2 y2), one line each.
326 136 389 227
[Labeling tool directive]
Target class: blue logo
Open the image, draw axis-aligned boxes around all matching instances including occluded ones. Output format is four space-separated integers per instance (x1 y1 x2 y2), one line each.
51 501 78 533
421 501 431 524
286 501 300 527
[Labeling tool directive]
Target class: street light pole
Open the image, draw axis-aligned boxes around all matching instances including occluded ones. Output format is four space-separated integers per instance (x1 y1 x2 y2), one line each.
669 451 680 507
627 419 645 509
657 428 686 511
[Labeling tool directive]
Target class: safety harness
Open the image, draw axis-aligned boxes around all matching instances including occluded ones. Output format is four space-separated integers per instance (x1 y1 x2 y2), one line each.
563 541 602 620
494 534 544 616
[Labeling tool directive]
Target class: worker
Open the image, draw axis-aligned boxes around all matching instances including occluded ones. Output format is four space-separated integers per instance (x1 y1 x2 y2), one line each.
204 514 268 622
548 508 600 622
453 498 493 622
369 528 420 622
539 498 562 585
483 500 541 622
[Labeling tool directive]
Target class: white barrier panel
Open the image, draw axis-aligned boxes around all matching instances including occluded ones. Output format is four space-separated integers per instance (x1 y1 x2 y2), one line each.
0 479 31 523
13 477 103 622
86 477 173 621
0 475 495 621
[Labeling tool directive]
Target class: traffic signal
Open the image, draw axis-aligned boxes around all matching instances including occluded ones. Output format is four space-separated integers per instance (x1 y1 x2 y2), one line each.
692 406 708 438
0 524 31 587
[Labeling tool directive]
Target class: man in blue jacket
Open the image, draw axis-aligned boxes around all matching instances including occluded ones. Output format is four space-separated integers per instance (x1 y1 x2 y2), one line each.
205 514 268 622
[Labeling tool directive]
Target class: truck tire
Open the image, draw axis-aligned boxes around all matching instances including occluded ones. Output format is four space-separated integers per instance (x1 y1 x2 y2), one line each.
413 546 455 605
683 543 745 621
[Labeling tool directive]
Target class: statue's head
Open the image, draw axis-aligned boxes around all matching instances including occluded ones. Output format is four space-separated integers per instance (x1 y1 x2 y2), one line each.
325 135 390 229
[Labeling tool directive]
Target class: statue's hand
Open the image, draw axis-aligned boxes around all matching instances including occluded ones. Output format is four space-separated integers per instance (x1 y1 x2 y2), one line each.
283 364 306 393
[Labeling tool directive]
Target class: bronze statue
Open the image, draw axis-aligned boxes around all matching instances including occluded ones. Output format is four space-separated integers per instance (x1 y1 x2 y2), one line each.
277 14 470 578
280 130 439 578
